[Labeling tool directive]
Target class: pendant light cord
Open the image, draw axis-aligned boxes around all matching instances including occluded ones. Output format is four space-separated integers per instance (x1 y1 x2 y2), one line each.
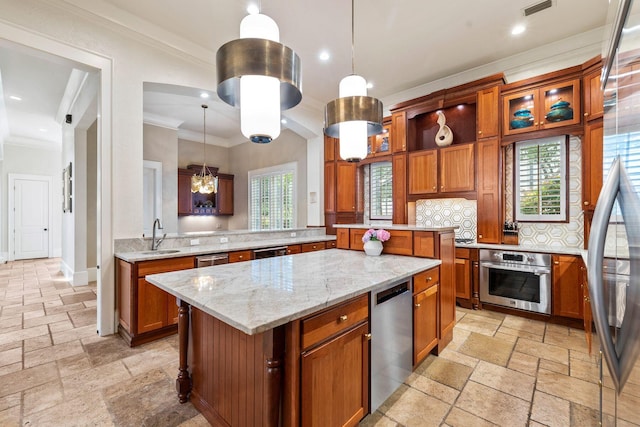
351 0 355 75
202 104 208 170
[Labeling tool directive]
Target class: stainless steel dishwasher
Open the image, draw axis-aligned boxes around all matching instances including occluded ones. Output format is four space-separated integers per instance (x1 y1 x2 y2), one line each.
370 280 412 412
195 253 229 267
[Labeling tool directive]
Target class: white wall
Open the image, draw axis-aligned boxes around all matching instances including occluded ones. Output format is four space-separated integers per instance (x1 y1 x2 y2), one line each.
1 143 62 257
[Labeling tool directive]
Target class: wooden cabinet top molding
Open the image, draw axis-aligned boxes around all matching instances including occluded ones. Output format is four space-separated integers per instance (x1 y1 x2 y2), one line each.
501 64 582 94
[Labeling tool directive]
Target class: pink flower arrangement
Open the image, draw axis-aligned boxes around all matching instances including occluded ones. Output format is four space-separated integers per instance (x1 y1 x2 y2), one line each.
362 228 391 243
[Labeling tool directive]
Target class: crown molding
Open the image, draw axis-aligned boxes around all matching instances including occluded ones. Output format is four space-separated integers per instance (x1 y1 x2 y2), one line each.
143 112 184 130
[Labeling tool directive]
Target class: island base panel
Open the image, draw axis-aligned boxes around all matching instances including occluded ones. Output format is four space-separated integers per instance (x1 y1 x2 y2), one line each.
188 307 284 427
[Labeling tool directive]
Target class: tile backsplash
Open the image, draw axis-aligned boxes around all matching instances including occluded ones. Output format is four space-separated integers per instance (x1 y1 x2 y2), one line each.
415 198 477 240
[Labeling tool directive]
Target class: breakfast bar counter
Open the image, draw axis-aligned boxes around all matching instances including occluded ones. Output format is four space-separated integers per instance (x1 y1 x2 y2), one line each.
146 249 441 426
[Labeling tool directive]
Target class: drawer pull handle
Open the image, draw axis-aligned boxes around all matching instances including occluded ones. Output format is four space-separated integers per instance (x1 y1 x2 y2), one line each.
426 277 432 282
554 261 559 265
364 333 372 341
415 303 421 308
585 296 590 302
339 315 348 322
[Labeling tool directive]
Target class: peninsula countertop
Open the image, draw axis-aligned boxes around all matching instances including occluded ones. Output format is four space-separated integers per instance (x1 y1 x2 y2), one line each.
334 224 458 232
145 249 441 335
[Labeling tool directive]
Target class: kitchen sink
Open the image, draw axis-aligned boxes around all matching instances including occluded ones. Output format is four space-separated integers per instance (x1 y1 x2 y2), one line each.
141 249 181 255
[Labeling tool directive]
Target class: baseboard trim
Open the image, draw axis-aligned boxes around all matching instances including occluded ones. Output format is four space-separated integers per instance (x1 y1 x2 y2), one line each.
87 267 97 282
59 260 89 286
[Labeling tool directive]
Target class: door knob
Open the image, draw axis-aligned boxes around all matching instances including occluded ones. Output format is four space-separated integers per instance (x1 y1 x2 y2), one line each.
44 228 48 231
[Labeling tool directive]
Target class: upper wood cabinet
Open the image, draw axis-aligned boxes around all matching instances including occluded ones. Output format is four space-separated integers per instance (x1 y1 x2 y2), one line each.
177 168 234 216
582 119 604 211
324 135 338 162
439 143 475 193
367 123 391 157
583 69 604 122
408 150 437 194
477 86 499 139
502 78 581 136
391 111 407 153
336 162 358 213
392 154 408 224
476 138 501 243
324 161 336 214
216 173 234 215
177 169 193 216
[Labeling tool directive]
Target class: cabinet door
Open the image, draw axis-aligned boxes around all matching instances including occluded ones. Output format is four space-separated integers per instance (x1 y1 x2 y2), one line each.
582 264 592 354
584 69 603 121
324 162 336 214
302 242 324 253
582 119 603 211
438 232 456 343
413 285 438 365
137 279 168 334
392 154 407 224
167 293 179 326
301 322 369 427
216 175 234 215
413 231 435 258
325 135 338 162
552 255 583 319
408 150 437 194
286 244 302 255
440 143 475 192
477 86 499 139
455 258 471 299
177 170 193 215
476 138 500 243
336 162 357 213
391 110 406 153
336 228 350 249
503 89 538 136
539 79 581 130
228 250 252 263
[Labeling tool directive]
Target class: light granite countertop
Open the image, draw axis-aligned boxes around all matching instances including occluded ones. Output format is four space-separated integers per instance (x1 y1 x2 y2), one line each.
115 235 336 263
455 241 586 256
146 249 441 335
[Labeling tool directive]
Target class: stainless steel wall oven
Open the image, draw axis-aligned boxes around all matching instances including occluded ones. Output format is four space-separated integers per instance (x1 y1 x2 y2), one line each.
479 249 552 314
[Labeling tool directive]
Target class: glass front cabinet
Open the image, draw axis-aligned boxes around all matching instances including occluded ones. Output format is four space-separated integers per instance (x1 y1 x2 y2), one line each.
502 79 581 136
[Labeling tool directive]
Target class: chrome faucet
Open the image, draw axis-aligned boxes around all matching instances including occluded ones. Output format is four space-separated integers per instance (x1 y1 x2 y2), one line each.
151 218 166 250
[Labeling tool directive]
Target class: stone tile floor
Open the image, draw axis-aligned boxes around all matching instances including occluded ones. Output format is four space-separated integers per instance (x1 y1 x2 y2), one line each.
1 258 639 426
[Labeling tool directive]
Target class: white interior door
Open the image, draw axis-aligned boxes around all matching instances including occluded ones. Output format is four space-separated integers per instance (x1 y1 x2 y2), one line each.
15 178 49 260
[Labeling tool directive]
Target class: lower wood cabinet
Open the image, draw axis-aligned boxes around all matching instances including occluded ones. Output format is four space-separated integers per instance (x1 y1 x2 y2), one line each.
552 255 585 319
299 294 369 427
454 247 479 309
582 264 593 353
228 250 252 263
117 256 195 346
413 267 439 366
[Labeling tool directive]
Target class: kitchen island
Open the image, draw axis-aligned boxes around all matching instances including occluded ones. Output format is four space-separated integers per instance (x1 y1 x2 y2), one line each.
146 249 441 426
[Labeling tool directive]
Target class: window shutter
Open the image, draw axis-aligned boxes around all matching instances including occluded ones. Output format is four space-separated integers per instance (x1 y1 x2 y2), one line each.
370 162 393 220
249 166 295 230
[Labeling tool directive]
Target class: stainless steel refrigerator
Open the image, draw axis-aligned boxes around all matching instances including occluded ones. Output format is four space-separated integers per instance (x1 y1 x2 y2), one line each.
588 0 640 424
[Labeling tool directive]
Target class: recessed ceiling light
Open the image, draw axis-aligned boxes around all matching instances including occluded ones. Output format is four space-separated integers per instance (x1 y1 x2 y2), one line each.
200 92 210 99
9 95 22 101
511 24 526 36
39 128 47 132
247 4 259 15
319 51 330 61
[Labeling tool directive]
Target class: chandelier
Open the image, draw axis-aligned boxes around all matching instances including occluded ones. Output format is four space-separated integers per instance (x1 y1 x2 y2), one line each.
191 104 218 194
324 0 383 162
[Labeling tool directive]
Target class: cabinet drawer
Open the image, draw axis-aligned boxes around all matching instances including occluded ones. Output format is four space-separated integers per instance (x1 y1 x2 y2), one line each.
413 267 439 294
286 244 302 255
382 230 413 255
455 248 471 259
229 250 252 263
325 240 337 249
301 294 368 349
137 256 195 277
302 242 325 253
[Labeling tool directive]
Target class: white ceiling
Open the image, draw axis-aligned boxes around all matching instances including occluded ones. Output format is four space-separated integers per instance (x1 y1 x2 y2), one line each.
0 0 612 148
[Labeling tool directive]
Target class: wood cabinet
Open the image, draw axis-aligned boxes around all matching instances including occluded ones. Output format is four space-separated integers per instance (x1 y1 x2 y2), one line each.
413 267 439 366
286 244 302 255
301 242 325 253
337 228 350 249
440 143 475 193
437 232 456 352
455 257 471 300
367 124 391 157
502 78 581 136
408 150 437 194
391 110 407 153
300 294 369 427
228 250 252 263
392 154 408 224
552 255 584 319
336 162 358 212
117 256 195 346
454 247 479 310
216 173 234 215
477 86 499 139
476 138 501 243
177 167 234 216
325 240 337 249
582 264 593 354
583 68 604 122
325 135 338 162
324 162 336 215
408 143 475 195
582 119 603 211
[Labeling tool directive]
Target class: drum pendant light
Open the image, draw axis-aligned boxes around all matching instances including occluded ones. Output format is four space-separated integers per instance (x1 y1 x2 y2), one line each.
216 8 302 144
191 105 218 194
324 0 383 162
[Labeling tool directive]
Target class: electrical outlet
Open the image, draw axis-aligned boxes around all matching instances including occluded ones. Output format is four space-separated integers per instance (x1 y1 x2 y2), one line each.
190 239 200 246
220 237 229 243
290 232 297 237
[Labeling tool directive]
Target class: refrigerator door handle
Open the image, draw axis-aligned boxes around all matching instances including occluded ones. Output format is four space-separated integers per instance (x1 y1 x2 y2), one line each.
588 157 640 393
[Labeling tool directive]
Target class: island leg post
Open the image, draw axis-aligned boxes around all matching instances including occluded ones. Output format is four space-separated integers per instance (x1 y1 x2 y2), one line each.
176 299 192 403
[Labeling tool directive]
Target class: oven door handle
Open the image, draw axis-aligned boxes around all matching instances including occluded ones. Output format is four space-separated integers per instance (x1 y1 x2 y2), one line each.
480 262 551 276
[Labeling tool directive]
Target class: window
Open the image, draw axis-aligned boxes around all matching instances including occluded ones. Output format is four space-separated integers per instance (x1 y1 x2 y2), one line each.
515 136 567 222
249 162 296 230
369 162 393 220
603 130 640 219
